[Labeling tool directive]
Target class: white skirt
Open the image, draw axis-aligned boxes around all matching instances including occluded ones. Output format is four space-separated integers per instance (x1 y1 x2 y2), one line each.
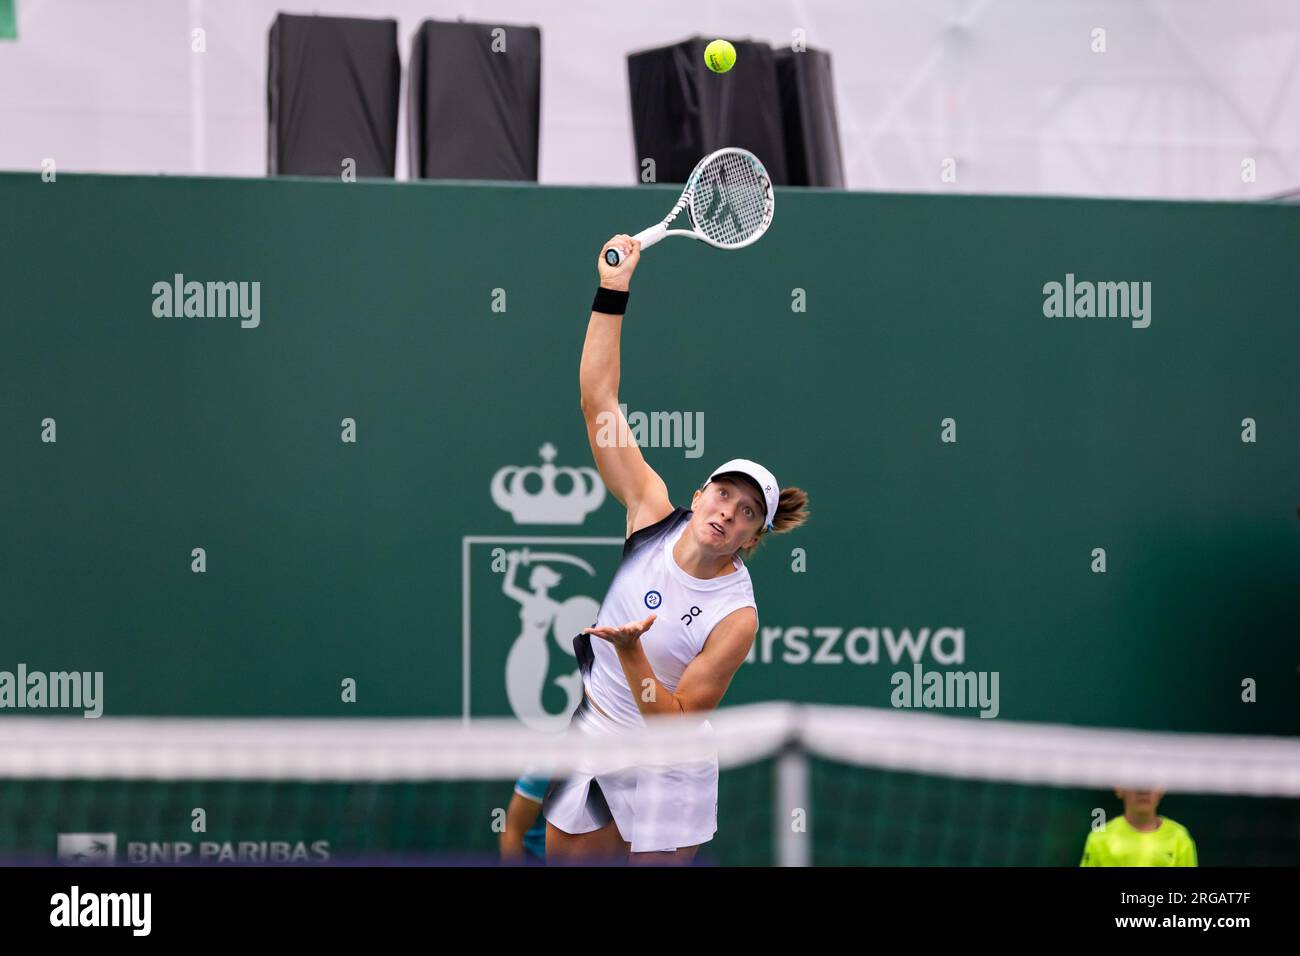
543 700 719 854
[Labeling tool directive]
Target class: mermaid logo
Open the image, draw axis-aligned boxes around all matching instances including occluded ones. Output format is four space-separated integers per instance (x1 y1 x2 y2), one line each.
500 548 599 732
463 444 623 729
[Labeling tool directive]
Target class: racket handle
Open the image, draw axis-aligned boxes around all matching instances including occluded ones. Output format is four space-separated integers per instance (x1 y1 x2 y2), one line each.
604 225 666 267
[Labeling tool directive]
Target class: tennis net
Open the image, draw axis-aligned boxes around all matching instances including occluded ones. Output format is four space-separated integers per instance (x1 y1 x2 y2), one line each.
1 704 1296 865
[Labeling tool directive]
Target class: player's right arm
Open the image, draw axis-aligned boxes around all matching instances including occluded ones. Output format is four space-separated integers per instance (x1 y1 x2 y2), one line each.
580 235 673 538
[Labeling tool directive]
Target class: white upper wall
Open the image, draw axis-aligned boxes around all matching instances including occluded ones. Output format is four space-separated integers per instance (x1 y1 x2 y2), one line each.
0 0 1297 198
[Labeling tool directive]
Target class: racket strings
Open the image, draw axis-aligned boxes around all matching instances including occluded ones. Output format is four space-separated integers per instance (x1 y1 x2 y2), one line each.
689 152 772 247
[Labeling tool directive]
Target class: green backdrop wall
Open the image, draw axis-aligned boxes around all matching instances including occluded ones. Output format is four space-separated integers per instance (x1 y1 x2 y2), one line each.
2 172 1296 735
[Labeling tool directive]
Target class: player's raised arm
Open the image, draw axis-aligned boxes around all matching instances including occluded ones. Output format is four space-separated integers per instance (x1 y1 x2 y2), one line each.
580 235 670 536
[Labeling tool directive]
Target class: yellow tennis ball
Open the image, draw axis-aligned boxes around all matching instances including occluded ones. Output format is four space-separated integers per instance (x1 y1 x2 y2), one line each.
704 39 736 74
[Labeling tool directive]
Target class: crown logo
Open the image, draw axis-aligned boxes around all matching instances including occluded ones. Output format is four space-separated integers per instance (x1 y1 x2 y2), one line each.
491 443 606 525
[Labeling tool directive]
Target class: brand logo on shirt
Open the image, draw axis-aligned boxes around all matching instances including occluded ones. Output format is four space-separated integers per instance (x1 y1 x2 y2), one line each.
644 590 662 609
681 605 702 625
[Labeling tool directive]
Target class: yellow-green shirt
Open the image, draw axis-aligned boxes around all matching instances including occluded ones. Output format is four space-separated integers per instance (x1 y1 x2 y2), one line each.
1080 815 1197 867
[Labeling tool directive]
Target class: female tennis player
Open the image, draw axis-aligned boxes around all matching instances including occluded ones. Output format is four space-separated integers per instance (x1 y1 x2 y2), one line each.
543 234 810 865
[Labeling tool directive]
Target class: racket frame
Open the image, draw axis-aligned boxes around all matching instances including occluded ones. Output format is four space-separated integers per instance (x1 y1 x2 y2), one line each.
606 147 774 265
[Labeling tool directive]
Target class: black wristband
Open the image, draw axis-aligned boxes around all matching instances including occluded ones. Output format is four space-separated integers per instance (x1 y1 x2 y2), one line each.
592 286 629 315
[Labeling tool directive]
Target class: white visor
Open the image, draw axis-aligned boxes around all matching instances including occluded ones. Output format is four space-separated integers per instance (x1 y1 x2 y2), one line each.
704 459 779 530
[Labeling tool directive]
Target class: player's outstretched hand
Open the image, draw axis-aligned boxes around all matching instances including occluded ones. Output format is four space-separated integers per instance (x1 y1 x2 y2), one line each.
597 234 640 291
583 613 656 650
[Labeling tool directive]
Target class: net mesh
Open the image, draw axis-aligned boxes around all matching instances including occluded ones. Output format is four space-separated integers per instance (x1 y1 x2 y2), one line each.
689 150 773 246
1 704 1296 866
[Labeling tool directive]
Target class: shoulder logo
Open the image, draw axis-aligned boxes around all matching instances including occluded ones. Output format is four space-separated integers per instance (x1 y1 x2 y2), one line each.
644 590 662 609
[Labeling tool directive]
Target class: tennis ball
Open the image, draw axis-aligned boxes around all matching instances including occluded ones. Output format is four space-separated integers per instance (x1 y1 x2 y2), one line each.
704 39 736 74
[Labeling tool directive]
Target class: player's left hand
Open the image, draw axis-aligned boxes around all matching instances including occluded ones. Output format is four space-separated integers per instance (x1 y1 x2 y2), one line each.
583 614 656 650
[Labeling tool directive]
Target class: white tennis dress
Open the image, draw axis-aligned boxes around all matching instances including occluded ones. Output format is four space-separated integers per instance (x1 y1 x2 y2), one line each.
543 507 758 853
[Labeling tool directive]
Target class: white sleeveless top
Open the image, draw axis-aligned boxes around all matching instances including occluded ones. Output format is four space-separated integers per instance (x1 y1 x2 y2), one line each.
577 507 758 729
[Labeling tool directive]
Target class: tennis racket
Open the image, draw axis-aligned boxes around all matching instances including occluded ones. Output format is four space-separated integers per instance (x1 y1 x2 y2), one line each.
604 148 775 267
